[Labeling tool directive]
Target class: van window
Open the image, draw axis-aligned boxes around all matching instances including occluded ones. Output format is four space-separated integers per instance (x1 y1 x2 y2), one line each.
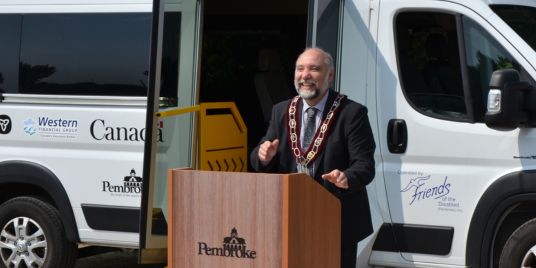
18 13 151 96
491 5 536 52
461 16 521 122
396 12 466 121
160 12 181 106
309 0 341 67
0 15 22 94
395 11 526 122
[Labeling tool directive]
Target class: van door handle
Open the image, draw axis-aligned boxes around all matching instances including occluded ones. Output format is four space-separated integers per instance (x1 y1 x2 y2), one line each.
387 119 407 154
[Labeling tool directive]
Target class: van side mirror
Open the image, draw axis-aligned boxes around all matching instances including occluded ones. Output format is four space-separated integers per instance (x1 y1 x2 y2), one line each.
485 69 533 130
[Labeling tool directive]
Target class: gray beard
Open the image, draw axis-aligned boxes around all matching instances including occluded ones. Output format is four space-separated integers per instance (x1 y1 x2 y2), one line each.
298 89 319 100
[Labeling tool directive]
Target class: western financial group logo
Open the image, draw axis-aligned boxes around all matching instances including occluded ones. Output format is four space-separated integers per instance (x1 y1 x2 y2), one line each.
198 228 256 259
102 169 143 197
0 115 12 134
23 117 79 138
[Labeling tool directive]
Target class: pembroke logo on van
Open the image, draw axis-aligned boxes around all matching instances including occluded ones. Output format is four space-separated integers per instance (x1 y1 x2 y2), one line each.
0 115 12 135
102 169 143 197
198 228 257 259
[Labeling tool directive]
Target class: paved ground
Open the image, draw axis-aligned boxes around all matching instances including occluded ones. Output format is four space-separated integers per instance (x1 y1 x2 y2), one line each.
75 248 166 268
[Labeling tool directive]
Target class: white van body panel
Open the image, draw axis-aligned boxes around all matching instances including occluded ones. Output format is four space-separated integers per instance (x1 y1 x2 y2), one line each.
0 101 147 245
337 0 536 267
0 0 154 248
0 0 199 257
376 1 536 265
0 4 150 13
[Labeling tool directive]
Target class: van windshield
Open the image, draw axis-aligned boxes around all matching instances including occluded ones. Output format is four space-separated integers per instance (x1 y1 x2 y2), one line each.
491 5 536 52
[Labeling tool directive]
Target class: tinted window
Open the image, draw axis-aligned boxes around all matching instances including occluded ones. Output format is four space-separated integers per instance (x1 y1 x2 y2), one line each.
396 11 528 123
396 12 467 120
492 5 536 52
0 15 22 94
310 0 340 65
160 12 181 106
19 13 151 96
461 16 522 122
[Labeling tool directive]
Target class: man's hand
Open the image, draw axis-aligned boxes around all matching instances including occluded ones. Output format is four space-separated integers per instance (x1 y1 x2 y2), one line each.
258 139 279 165
322 169 349 189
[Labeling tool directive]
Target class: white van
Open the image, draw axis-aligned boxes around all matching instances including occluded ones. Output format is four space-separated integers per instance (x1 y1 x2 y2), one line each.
334 0 536 267
2 0 536 267
0 0 196 267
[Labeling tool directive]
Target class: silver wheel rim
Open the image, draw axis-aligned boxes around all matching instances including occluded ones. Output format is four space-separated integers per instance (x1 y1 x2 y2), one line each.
0 217 47 268
522 244 536 268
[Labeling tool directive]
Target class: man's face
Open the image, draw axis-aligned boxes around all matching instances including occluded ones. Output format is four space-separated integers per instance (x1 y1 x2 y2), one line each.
294 50 333 101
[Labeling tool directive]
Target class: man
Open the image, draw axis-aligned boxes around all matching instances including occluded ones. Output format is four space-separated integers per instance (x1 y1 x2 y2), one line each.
250 47 376 268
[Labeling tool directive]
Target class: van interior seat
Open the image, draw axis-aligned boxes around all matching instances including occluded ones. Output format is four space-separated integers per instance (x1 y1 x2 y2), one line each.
254 48 294 123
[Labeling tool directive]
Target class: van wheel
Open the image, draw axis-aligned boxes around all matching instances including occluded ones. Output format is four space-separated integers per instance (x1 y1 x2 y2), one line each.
499 217 536 268
0 197 77 268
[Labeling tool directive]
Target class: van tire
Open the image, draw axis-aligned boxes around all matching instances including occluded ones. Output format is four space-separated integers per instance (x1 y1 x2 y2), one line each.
0 197 77 268
498 217 536 268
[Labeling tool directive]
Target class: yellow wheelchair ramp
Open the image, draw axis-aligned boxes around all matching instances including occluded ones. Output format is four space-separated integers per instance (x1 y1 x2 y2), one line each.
157 102 247 172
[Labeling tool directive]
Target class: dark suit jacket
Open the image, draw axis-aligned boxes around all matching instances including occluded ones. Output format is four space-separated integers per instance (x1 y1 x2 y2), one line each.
250 90 376 242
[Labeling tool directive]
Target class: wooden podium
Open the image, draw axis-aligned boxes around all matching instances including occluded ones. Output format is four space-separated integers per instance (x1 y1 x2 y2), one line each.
168 169 341 268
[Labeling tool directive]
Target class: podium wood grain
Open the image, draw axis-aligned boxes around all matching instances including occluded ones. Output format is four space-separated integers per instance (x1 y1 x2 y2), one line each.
168 169 340 268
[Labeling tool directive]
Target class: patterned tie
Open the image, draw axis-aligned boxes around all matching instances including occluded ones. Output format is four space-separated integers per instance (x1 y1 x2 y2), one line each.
302 107 318 151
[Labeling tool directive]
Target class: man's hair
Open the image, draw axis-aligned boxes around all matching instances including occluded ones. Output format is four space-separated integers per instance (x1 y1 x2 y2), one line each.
300 47 334 71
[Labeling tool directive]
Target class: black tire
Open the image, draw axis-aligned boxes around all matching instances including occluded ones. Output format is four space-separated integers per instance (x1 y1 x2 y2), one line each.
0 197 77 268
499 217 536 268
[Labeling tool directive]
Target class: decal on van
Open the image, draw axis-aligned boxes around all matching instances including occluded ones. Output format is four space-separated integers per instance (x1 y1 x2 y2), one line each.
513 155 536 160
23 117 79 138
102 169 143 197
90 119 164 142
400 174 460 212
0 115 12 134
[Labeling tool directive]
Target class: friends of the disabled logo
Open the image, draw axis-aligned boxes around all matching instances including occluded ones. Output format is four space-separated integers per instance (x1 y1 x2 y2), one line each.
401 175 451 205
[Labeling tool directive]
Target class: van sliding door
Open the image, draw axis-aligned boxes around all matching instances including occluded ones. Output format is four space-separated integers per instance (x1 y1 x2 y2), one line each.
139 0 203 263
